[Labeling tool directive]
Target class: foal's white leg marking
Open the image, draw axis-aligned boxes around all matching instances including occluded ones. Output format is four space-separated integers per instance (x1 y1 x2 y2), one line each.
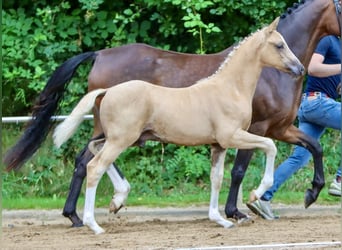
252 137 276 199
83 186 105 235
208 146 234 228
106 164 131 213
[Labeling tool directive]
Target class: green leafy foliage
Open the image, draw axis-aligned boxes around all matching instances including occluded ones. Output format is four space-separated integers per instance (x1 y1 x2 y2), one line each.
2 0 294 114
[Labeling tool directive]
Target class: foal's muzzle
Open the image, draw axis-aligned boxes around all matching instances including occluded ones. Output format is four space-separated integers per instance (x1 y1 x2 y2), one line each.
289 62 305 77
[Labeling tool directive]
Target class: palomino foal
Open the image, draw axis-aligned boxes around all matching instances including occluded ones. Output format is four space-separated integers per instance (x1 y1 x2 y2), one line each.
53 18 304 234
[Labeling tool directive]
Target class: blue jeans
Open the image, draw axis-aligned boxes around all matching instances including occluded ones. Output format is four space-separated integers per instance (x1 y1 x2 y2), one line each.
262 93 341 201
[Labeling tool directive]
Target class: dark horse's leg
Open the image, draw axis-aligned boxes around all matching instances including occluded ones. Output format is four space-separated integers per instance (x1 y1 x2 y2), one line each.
224 132 325 221
225 149 254 221
62 145 92 227
301 135 324 208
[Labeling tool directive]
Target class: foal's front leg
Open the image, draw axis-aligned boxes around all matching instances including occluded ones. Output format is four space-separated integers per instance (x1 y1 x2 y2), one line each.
229 130 276 203
208 144 234 228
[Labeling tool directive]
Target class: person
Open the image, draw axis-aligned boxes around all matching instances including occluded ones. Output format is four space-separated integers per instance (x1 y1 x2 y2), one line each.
247 35 341 220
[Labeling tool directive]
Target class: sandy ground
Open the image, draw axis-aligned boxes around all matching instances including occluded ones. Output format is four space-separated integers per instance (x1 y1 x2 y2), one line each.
1 204 341 250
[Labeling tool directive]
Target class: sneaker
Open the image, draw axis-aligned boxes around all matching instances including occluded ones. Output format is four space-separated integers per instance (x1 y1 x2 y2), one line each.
246 199 279 220
328 177 341 197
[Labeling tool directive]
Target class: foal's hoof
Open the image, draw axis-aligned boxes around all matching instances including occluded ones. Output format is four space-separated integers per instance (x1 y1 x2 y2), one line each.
225 223 235 229
237 215 253 225
304 189 317 209
249 190 258 203
218 220 235 228
109 202 124 214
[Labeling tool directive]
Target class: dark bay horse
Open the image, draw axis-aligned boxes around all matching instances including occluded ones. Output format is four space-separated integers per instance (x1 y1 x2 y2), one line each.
4 0 341 227
53 21 304 233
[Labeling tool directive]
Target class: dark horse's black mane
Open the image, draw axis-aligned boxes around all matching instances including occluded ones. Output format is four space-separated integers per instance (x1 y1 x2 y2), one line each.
280 0 306 19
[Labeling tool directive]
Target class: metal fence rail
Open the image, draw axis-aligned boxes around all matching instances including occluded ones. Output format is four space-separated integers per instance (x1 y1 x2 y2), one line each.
2 115 94 123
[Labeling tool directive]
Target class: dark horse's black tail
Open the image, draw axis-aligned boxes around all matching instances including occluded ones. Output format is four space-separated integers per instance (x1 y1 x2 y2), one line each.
4 51 97 171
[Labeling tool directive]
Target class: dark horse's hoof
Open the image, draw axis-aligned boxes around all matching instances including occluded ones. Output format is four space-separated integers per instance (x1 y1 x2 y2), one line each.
226 209 252 225
63 212 84 227
71 220 84 227
304 189 317 209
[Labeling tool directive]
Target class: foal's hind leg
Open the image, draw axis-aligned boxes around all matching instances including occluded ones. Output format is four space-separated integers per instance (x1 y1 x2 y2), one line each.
83 141 125 234
88 138 131 214
208 144 234 228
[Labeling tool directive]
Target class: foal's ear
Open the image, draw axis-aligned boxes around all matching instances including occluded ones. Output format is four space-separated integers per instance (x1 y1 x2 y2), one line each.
268 17 280 32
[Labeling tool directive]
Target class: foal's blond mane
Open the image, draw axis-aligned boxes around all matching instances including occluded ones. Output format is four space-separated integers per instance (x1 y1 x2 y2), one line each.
200 26 266 82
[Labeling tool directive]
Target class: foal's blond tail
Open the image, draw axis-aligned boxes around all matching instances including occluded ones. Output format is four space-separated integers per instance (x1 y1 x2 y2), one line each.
53 88 107 148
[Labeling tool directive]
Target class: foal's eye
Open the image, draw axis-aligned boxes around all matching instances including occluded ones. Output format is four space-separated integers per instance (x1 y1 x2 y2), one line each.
276 43 284 50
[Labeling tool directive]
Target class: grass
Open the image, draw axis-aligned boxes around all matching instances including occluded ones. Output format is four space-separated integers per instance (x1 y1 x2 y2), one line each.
3 189 340 210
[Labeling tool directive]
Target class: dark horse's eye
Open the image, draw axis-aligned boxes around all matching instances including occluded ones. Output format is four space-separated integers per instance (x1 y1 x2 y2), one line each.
276 43 284 50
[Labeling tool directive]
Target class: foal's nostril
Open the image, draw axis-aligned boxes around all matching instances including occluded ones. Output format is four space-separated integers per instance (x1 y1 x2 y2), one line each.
291 63 305 77
294 63 305 76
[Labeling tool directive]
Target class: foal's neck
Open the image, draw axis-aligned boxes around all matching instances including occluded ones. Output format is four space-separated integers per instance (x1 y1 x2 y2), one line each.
209 31 265 97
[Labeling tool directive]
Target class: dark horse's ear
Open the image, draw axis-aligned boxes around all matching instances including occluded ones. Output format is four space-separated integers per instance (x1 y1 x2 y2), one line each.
267 17 280 33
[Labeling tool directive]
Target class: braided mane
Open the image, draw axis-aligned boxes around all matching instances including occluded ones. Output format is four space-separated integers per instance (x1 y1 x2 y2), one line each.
201 27 264 81
280 0 306 19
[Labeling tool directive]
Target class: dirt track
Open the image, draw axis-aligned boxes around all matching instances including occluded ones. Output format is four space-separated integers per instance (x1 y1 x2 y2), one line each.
2 204 341 249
